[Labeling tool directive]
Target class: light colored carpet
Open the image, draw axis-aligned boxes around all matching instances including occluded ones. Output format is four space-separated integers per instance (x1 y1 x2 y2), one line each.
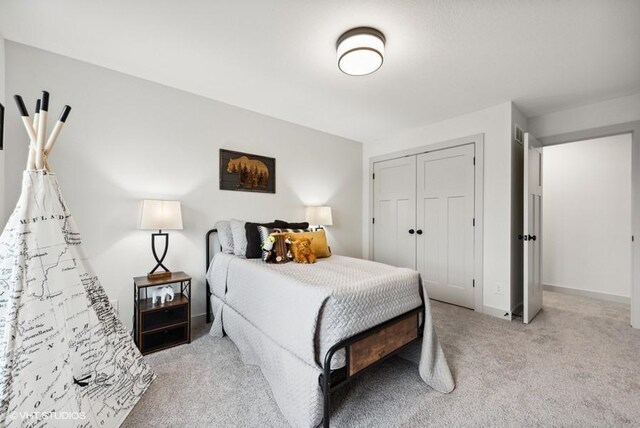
123 291 640 427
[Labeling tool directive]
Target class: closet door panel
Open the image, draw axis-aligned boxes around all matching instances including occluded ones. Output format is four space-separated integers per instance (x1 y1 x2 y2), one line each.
420 197 440 285
417 145 475 309
447 195 466 288
373 157 417 269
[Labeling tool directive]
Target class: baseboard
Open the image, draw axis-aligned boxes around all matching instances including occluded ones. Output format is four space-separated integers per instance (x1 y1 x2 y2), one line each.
543 283 630 304
483 305 512 321
192 313 208 327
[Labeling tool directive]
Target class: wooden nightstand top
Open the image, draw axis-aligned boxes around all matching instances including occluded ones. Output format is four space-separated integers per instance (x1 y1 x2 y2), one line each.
134 271 191 288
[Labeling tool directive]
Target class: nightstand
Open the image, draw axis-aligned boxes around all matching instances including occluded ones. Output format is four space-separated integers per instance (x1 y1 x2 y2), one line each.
133 271 191 355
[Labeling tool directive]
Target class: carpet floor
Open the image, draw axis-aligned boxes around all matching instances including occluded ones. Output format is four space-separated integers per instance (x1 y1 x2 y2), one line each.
123 291 640 427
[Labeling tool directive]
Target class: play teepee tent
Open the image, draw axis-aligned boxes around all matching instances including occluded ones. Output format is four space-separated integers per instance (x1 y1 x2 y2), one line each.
0 91 154 427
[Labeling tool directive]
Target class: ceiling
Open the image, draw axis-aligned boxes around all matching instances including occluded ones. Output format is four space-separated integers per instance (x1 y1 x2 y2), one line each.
1 0 639 143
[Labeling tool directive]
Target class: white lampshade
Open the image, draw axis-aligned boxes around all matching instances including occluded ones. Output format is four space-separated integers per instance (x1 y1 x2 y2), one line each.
305 206 333 226
337 27 385 76
139 200 183 230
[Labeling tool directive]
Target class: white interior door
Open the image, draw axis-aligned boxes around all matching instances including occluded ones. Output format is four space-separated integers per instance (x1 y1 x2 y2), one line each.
416 145 475 309
373 156 417 269
524 133 543 323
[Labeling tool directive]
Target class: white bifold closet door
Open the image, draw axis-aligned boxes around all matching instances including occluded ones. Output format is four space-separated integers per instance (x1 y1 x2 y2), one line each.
373 156 417 269
416 145 475 309
373 144 476 309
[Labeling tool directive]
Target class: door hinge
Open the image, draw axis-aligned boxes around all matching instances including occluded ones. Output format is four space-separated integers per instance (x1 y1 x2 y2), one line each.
372 217 375 224
473 157 476 165
472 218 475 227
633 235 635 242
372 173 375 180
473 279 475 288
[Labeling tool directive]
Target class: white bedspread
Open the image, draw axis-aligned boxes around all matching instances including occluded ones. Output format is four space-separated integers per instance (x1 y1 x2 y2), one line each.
208 253 454 427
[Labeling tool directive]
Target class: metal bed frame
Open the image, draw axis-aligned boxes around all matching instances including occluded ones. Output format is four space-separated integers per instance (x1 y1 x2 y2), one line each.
205 228 425 427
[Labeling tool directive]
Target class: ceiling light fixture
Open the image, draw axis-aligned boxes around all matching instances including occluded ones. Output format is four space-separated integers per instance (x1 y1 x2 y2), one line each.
336 27 385 76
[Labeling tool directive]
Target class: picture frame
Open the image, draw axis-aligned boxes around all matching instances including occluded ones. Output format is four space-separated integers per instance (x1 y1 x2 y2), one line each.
0 102 4 151
219 149 276 193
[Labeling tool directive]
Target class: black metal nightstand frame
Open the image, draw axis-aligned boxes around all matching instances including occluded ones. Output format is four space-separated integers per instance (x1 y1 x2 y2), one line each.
133 272 192 354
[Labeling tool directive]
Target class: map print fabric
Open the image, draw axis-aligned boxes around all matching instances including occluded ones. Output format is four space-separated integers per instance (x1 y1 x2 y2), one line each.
0 171 154 427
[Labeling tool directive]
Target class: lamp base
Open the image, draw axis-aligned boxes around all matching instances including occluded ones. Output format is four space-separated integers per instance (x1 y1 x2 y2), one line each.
147 271 173 281
148 230 171 281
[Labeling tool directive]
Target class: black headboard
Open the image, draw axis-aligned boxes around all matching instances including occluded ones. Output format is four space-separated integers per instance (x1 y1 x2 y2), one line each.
206 228 221 270
205 228 219 323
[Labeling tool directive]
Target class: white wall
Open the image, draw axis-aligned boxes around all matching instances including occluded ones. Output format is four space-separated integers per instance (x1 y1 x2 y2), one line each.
3 42 363 329
529 93 640 138
363 102 513 315
543 135 632 300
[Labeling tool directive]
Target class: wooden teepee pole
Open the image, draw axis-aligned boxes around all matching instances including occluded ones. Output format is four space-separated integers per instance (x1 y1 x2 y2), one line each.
14 92 72 173
35 91 49 170
44 105 72 157
30 100 40 170
14 95 38 171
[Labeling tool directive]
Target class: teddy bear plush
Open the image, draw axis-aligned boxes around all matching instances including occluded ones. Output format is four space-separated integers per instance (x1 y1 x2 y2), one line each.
290 237 317 264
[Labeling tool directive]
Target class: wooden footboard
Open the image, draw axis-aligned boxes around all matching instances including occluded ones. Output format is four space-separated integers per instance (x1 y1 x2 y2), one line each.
321 307 424 428
348 312 418 375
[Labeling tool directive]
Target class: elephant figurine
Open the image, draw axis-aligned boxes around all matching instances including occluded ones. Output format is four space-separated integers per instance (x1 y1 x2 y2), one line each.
152 285 175 305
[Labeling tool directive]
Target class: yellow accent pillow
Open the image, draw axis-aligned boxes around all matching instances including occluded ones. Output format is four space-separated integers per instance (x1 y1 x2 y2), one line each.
287 230 331 258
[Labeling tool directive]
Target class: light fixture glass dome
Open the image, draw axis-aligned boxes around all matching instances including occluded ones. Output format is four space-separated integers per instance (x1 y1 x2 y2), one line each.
337 28 385 76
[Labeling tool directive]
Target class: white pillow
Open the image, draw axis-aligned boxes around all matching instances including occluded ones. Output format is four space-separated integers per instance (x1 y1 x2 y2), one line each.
230 219 248 257
215 220 234 254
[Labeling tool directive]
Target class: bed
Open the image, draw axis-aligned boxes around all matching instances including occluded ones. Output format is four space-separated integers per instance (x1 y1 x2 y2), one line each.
205 229 454 427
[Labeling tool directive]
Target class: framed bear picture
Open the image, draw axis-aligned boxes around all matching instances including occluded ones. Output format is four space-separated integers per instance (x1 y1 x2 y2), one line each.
219 149 276 194
0 102 4 150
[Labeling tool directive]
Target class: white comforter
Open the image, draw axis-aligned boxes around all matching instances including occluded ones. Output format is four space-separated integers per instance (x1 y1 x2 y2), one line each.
208 254 454 427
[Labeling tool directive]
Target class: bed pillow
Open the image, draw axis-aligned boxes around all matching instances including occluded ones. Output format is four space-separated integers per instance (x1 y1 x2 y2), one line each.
245 221 281 258
258 226 283 262
215 220 234 254
230 219 248 257
287 229 332 258
275 220 310 230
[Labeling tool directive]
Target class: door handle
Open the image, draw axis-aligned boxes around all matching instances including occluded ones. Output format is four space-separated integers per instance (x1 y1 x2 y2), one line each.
416 230 423 235
518 235 523 240
409 229 415 234
529 235 537 241
523 235 529 241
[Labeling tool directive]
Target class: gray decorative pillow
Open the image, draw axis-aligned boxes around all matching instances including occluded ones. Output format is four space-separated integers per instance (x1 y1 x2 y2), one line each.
230 219 248 257
215 220 234 254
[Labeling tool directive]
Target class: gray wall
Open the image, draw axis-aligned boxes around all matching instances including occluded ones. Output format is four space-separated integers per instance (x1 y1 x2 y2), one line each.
3 42 363 328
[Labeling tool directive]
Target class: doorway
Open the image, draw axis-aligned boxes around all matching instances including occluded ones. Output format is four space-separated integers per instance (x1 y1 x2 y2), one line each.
543 134 632 303
514 130 635 324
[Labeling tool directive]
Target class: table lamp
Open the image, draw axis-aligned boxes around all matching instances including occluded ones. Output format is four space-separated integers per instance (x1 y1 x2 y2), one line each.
139 199 183 280
305 206 333 230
